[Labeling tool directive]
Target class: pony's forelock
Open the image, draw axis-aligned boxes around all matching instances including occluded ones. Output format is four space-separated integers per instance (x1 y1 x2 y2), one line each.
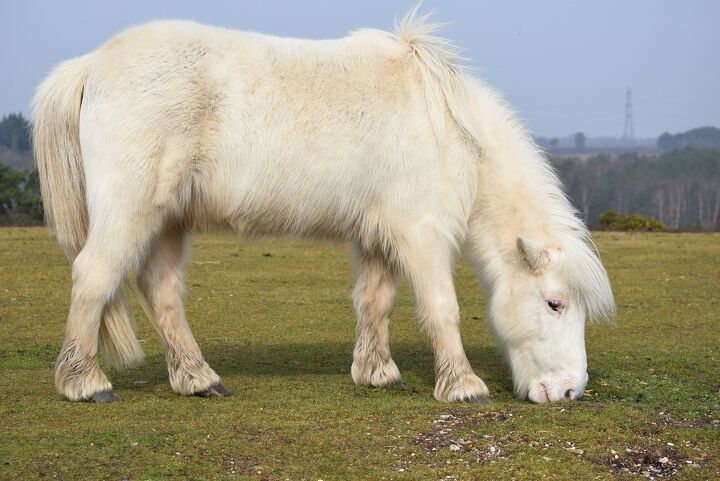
556 231 616 323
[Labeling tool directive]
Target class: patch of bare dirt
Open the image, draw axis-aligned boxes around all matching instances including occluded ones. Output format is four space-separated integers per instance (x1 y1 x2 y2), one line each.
656 412 720 430
385 409 709 478
604 445 693 479
386 410 518 471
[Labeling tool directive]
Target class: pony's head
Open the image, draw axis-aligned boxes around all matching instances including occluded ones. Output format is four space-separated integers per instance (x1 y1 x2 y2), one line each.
488 235 615 403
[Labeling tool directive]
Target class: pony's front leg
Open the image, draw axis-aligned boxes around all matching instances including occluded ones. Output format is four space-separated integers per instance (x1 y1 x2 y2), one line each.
351 245 403 388
137 227 230 397
400 233 490 403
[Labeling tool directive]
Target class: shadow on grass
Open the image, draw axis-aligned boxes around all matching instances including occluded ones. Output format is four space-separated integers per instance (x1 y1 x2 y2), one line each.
112 340 513 394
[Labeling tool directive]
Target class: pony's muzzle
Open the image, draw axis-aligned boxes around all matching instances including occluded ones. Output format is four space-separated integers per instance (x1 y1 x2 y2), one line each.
530 374 587 403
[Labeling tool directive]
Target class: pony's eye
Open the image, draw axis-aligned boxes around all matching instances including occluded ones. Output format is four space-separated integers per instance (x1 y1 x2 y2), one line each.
547 300 562 312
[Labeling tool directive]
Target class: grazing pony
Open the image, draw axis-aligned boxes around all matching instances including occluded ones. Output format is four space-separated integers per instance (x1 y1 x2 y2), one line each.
33 8 614 404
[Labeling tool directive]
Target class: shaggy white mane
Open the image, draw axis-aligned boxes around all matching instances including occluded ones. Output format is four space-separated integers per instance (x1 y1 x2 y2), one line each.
383 8 615 321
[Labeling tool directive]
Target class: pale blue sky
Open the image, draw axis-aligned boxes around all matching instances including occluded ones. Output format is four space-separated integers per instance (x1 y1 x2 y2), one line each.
2 0 718 138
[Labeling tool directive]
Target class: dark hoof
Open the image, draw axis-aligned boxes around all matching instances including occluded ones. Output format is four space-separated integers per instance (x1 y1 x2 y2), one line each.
388 379 406 389
461 394 491 404
91 390 120 403
195 383 233 398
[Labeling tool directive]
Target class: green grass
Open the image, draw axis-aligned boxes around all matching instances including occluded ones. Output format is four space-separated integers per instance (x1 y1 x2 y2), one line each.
1 228 718 480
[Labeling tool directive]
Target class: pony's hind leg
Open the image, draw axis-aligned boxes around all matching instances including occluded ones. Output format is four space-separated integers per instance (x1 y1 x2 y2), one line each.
351 245 403 388
397 231 490 403
137 226 230 397
55 224 153 402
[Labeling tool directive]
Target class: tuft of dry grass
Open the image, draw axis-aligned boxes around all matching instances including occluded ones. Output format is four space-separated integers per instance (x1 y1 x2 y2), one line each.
1 228 718 480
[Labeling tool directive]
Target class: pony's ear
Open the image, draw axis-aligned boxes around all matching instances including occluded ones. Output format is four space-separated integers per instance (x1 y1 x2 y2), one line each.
517 236 549 272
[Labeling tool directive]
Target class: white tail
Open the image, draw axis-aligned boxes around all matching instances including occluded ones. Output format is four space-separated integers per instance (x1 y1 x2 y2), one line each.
32 55 144 370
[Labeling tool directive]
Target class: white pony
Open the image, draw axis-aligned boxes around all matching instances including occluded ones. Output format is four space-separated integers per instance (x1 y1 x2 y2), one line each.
33 8 614 404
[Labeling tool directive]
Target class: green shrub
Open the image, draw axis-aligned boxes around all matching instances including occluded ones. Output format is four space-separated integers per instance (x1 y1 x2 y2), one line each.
598 210 667 231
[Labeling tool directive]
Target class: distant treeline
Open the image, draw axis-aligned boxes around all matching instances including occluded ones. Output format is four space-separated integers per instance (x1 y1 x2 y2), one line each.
554 148 720 231
4 149 718 230
537 126 720 151
0 163 42 225
0 113 34 171
0 113 30 152
0 113 41 225
657 127 720 151
0 113 719 230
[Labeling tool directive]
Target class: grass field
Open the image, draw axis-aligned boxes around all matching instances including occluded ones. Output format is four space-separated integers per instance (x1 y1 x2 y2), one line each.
1 228 718 480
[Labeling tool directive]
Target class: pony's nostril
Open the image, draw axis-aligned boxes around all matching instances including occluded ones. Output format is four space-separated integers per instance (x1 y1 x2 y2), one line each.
564 389 575 400
536 384 550 403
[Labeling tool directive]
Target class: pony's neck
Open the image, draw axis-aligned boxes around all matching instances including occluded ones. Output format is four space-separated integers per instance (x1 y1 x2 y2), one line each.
458 77 613 320
463 81 581 282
